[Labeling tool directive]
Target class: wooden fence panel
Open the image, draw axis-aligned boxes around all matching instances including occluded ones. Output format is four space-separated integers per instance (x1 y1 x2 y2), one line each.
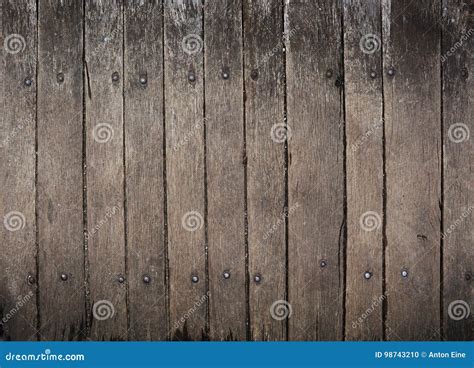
85 0 127 340
383 0 442 340
243 0 287 341
205 0 247 341
442 0 473 341
287 0 345 340
343 0 384 340
124 0 167 341
164 0 207 341
37 0 85 340
1 0 37 341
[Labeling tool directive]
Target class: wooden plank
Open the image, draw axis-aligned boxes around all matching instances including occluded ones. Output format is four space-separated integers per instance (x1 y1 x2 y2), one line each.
124 0 167 341
164 0 207 340
36 0 85 340
0 0 38 341
343 0 384 340
383 0 442 340
287 0 345 340
441 0 473 341
204 0 246 340
243 0 286 341
40 2 85 341
85 0 127 340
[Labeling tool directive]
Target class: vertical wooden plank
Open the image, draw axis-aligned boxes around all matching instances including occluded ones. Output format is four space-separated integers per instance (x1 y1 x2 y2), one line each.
86 0 127 340
442 0 473 341
1 0 37 340
124 0 167 341
36 0 85 340
383 0 442 340
287 0 345 340
343 0 384 340
243 0 286 341
205 0 246 340
164 0 207 340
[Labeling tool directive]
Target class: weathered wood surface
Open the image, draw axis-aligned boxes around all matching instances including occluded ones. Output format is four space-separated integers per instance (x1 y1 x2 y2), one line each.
383 0 442 340
343 0 384 340
1 0 471 342
244 0 287 341
205 0 247 341
85 0 127 340
37 0 86 340
164 0 207 341
1 0 37 341
124 0 167 341
287 0 345 340
441 0 473 341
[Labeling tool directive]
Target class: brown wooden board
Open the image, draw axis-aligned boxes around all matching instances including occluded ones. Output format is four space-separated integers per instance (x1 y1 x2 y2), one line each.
1 0 38 341
441 0 473 341
343 0 384 340
382 0 442 340
243 0 287 341
286 0 345 340
36 0 86 340
85 0 127 340
204 0 246 340
164 0 207 340
124 0 167 341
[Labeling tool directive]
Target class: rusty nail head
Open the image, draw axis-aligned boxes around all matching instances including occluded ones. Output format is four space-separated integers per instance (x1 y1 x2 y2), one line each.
223 270 231 279
191 275 199 283
60 273 68 281
387 67 395 76
254 274 262 283
188 72 196 82
364 271 372 280
139 75 147 85
326 69 333 78
320 260 327 268
112 72 120 82
57 73 64 83
401 269 408 278
143 275 151 284
250 69 259 81
27 274 36 284
118 275 126 283
24 78 32 86
370 70 377 79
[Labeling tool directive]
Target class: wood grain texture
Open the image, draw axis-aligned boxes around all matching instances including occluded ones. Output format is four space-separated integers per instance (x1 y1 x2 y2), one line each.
441 0 473 341
37 0 85 340
343 0 384 340
164 0 207 340
243 0 287 341
0 0 38 341
287 0 345 340
204 0 246 341
124 0 167 341
382 0 442 340
86 0 127 340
